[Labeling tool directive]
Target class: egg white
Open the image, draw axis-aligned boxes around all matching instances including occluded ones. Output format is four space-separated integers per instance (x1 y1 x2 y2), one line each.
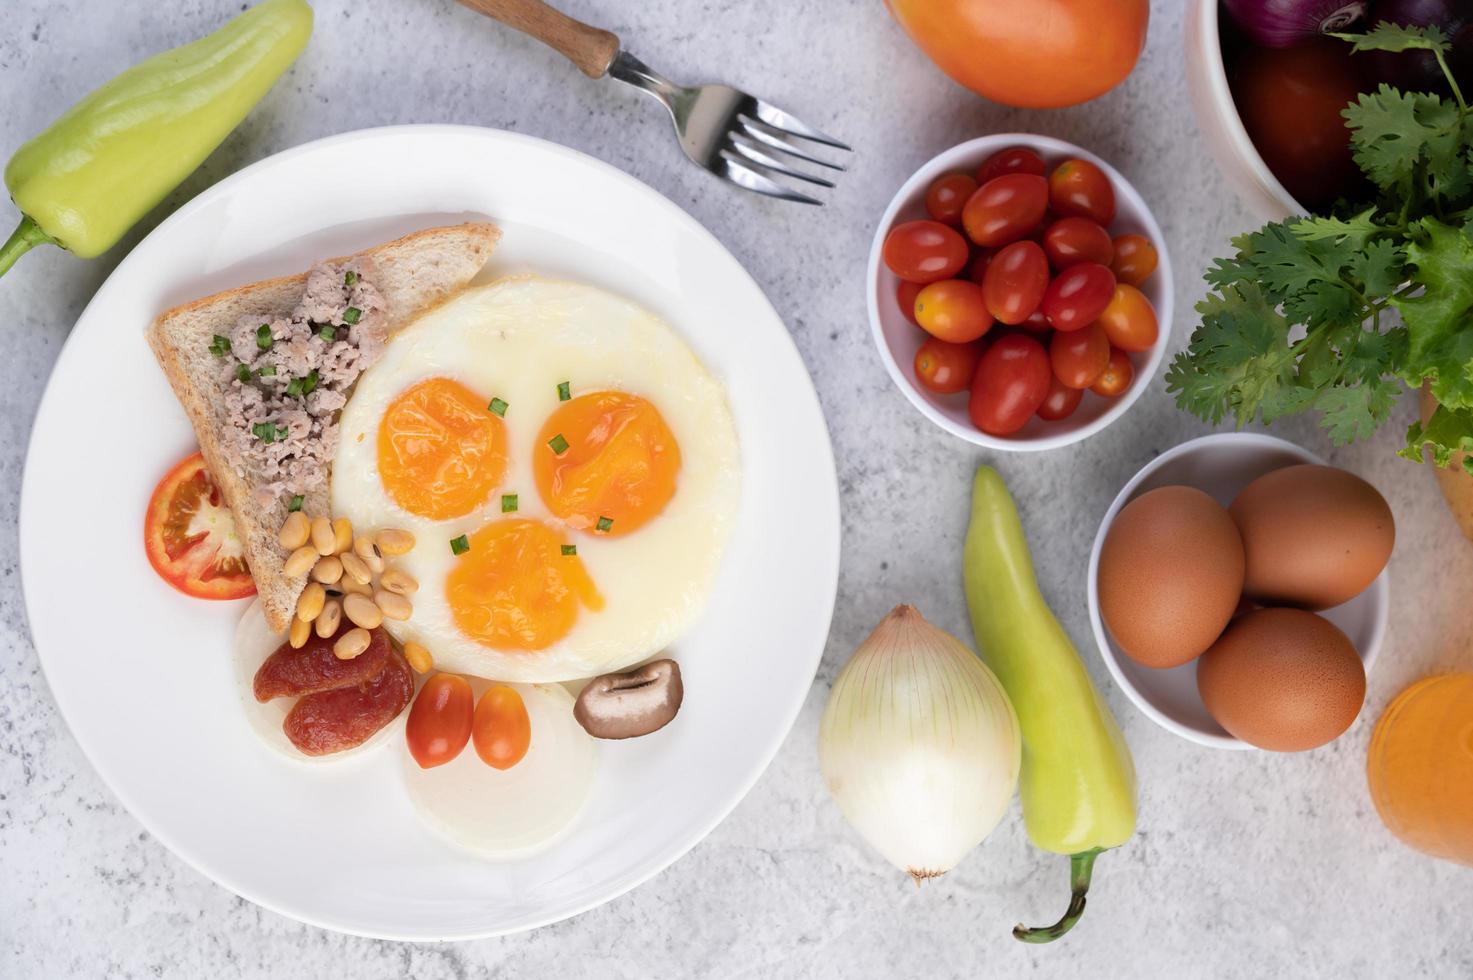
401 680 597 861
331 276 741 682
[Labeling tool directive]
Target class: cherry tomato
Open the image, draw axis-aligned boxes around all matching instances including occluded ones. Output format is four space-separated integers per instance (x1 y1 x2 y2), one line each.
883 220 970 283
897 280 923 325
976 147 1046 185
1048 159 1116 225
962 173 1048 248
1040 262 1116 332
405 673 474 769
914 336 983 394
966 248 995 285
1110 234 1158 286
968 333 1051 436
1043 217 1114 269
1037 377 1084 420
1016 309 1053 333
1049 322 1110 389
925 172 979 225
1097 283 1159 352
1091 347 1134 397
143 451 255 600
472 684 532 770
982 240 1049 325
914 279 994 343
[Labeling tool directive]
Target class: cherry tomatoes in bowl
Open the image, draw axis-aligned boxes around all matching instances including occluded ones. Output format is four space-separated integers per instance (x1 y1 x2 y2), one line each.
897 280 923 325
915 336 984 394
982 240 1049 324
1110 234 1158 286
962 173 1048 247
915 279 994 343
969 333 1051 435
1091 347 1134 397
406 673 474 769
883 220 971 282
143 451 255 600
976 147 1046 185
1037 376 1084 421
1049 322 1110 389
1040 262 1116 332
1097 283 1159 352
925 172 979 225
1043 217 1114 269
1048 159 1116 226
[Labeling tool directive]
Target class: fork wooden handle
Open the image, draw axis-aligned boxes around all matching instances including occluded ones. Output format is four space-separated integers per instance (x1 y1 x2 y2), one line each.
455 0 620 78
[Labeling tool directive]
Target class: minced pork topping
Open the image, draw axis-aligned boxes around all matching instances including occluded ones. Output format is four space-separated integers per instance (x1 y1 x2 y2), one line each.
212 258 388 505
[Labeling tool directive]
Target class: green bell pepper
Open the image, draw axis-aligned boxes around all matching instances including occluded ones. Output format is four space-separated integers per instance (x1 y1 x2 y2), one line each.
964 464 1137 944
1 0 313 280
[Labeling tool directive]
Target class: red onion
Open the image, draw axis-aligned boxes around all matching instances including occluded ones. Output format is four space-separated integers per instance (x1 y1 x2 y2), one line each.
1223 0 1368 47
1366 0 1473 93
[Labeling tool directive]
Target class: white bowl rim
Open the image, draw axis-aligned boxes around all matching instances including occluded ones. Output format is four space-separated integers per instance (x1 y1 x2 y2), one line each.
1086 431 1391 750
865 132 1175 452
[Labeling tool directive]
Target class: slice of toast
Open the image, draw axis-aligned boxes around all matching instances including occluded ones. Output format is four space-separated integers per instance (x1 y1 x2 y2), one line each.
148 222 500 631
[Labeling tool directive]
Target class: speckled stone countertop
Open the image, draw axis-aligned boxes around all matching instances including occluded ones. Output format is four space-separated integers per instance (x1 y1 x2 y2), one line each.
3 1 1471 977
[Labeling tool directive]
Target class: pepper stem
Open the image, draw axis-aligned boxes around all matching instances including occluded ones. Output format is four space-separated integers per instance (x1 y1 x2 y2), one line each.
1013 848 1103 944
0 214 55 280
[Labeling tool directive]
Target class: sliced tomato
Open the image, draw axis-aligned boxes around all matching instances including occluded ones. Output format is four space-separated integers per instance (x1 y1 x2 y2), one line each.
144 451 255 599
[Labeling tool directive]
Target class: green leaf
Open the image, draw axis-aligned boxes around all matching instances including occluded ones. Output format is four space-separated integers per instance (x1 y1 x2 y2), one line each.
1395 219 1473 409
1166 283 1297 425
1349 238 1405 296
1344 86 1465 196
1334 22 1449 56
1317 377 1400 444
1403 403 1473 473
1290 209 1380 250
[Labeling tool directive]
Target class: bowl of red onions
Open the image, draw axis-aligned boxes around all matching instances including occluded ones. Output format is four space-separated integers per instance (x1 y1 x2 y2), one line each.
1185 0 1471 220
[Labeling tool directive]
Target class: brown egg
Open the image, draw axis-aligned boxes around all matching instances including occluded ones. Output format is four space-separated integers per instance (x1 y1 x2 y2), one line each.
1098 485 1245 669
1229 464 1394 610
1197 608 1366 752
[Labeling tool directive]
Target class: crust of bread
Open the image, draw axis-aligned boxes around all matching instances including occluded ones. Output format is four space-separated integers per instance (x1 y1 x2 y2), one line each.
147 222 499 631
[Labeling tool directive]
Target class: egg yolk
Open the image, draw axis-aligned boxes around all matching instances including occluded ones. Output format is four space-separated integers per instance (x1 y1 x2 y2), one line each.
446 518 604 651
377 377 507 520
533 391 681 536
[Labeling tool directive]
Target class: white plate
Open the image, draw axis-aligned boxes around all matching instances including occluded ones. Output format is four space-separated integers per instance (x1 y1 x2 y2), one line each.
1086 433 1388 750
18 126 840 940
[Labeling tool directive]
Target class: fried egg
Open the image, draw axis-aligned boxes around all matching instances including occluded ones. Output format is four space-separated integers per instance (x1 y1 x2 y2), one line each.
401 680 596 860
331 277 741 682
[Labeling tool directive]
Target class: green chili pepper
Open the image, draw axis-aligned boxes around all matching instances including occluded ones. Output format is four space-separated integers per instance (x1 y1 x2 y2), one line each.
963 465 1137 944
0 0 313 281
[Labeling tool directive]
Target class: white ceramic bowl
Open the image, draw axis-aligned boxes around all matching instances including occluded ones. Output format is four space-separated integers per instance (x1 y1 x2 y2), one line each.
866 134 1174 452
1184 0 1302 220
1087 433 1389 750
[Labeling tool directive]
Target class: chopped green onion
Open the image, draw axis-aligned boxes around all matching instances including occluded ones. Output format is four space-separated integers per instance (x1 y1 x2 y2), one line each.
253 422 285 444
449 534 470 556
561 544 577 556
285 377 304 398
547 433 570 455
234 364 251 383
288 494 304 512
318 324 336 342
557 381 571 401
488 397 508 417
596 516 614 533
208 335 231 358
257 364 277 377
256 324 273 350
501 493 518 513
302 368 320 395
344 270 358 286
343 306 362 325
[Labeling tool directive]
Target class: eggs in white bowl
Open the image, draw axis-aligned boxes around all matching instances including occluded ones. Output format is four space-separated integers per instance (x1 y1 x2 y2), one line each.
331 277 742 683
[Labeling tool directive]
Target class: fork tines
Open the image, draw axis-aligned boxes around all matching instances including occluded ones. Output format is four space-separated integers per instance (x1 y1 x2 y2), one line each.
719 100 851 206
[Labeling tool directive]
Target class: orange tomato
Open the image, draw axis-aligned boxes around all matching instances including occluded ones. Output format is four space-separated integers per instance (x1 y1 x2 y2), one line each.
405 673 474 769
472 685 532 771
885 0 1149 109
143 452 255 600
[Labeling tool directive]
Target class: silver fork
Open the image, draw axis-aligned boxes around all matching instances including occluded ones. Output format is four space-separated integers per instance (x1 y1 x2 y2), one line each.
455 0 852 205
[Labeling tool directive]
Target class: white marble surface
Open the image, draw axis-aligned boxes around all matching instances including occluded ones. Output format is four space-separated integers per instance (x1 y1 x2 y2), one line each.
3 1 1472 976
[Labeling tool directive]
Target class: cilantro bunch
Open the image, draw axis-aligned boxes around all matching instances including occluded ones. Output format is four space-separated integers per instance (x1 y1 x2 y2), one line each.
1166 24 1473 472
